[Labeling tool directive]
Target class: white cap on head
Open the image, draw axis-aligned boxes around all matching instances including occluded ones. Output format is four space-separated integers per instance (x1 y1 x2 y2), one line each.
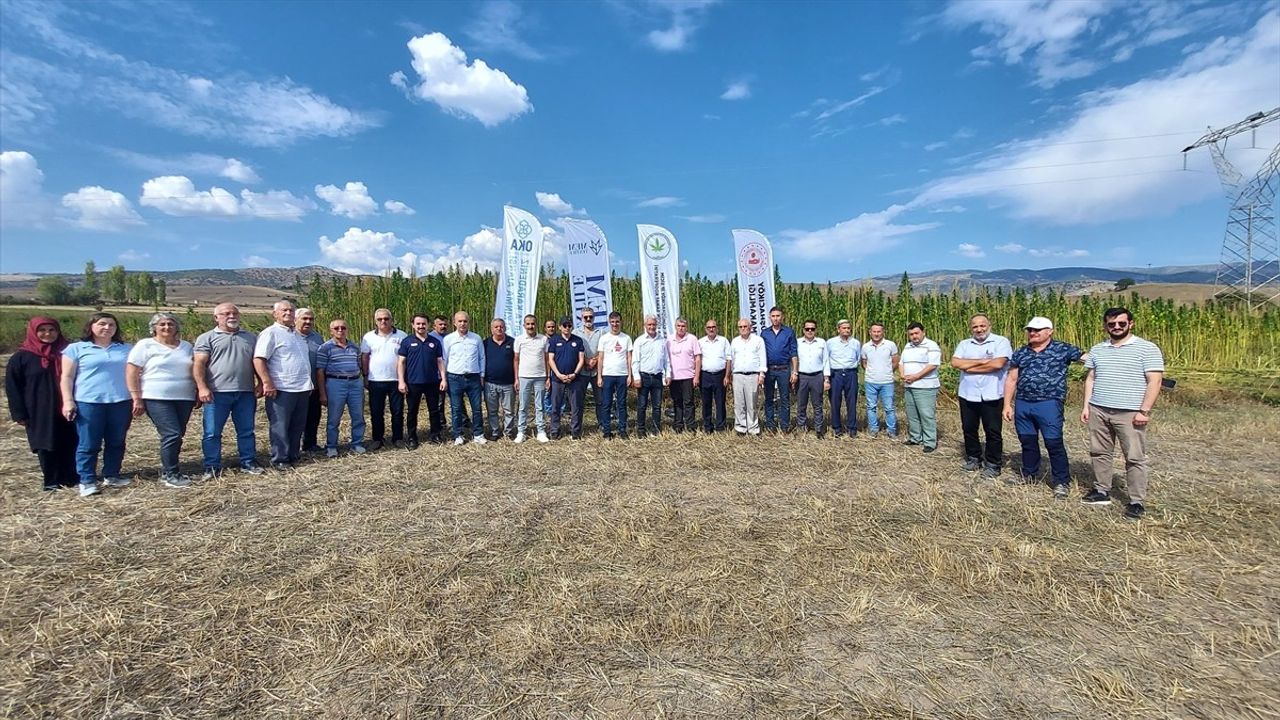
1025 316 1053 330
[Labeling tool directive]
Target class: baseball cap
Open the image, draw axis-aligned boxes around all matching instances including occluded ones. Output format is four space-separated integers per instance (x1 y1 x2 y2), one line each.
559 315 573 326
1025 316 1053 330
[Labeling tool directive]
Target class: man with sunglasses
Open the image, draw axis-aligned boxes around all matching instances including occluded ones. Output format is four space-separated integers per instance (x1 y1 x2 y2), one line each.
1002 317 1083 498
573 307 603 412
316 318 366 457
1079 307 1164 520
794 320 829 437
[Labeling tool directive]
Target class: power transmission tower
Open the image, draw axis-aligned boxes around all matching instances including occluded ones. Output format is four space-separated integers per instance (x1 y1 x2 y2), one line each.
1182 108 1280 310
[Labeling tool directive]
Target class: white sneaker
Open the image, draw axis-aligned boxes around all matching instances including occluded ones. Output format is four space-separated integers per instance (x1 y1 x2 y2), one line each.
474 436 488 445
453 437 465 446
79 482 99 497
536 431 549 443
514 433 526 444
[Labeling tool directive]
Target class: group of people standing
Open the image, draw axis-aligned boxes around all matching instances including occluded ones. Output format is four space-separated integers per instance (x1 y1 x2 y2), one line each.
5 301 1163 519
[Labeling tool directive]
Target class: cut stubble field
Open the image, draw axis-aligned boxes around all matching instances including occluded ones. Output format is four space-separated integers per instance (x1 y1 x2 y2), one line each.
1 378 1277 718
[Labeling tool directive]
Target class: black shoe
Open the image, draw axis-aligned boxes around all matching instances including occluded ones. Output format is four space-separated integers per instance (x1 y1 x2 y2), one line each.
603 433 614 441
905 440 920 446
834 431 845 438
272 462 292 472
816 433 826 439
1124 503 1145 520
982 465 1001 480
1081 490 1111 505
620 433 630 440
963 457 982 471
406 439 420 450
301 444 322 453
366 440 384 451
923 446 937 453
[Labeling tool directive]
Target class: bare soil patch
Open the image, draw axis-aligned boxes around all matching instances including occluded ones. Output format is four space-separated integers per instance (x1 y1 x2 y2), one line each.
1 372 1276 718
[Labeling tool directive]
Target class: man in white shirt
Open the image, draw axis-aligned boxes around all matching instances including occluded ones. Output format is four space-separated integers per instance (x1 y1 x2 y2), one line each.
631 314 670 437
595 311 633 440
826 320 862 438
698 318 731 433
252 299 314 469
899 322 942 452
360 308 407 450
441 311 487 446
950 313 1013 477
795 319 829 437
728 318 767 436
513 314 550 443
861 322 899 439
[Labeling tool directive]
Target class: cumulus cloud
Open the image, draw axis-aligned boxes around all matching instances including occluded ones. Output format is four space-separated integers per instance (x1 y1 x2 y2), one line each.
239 188 314 221
108 150 262 184
720 79 751 100
315 181 378 218
242 254 271 268
393 32 532 127
0 150 51 228
384 199 416 215
535 191 584 216
955 243 986 258
317 223 569 276
140 175 313 220
776 204 941 262
61 186 144 231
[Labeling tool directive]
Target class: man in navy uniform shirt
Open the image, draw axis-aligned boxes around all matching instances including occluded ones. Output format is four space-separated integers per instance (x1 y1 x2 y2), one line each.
397 314 445 447
547 316 586 440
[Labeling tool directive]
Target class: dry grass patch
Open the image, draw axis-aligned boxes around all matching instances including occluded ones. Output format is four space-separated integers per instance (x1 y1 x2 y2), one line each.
1 379 1277 718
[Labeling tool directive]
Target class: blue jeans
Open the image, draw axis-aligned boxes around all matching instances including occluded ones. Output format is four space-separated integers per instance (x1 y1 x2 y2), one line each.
202 391 258 469
145 399 195 476
864 382 897 435
75 400 132 484
447 373 484 440
1015 399 1070 486
599 375 629 437
763 367 792 431
325 377 365 449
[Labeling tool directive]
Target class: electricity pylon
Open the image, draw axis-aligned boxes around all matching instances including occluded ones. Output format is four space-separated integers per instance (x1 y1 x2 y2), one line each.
1182 107 1280 310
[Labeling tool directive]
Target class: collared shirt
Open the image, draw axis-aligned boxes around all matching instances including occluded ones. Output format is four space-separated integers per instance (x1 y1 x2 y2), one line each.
729 334 767 373
666 333 701 381
826 336 862 370
596 332 632 376
1010 339 1083 402
631 332 669 380
761 325 798 366
317 339 362 377
573 328 602 377
954 333 1013 401
548 334 585 376
299 330 324 371
398 334 443 384
796 337 829 375
254 323 313 392
483 336 515 385
1085 335 1164 410
442 331 485 375
361 328 407 382
900 338 942 389
193 328 258 393
698 335 730 373
862 339 899 385
64 341 132 403
514 333 549 378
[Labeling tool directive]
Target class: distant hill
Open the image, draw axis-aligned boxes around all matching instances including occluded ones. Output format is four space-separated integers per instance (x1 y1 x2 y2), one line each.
845 263 1276 295
0 265 354 291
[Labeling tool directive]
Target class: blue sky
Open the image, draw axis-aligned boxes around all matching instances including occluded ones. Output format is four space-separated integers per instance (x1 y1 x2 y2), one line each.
2 0 1278 281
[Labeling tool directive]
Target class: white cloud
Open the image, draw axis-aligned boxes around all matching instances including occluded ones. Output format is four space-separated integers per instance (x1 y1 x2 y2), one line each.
875 114 907 126
995 242 1025 253
642 0 719 52
1028 247 1090 258
394 32 532 127
140 175 312 220
465 0 548 61
637 195 686 208
316 181 378 218
108 150 262 184
928 205 967 214
61 186 143 231
720 79 751 100
118 249 149 263
384 199 416 215
776 204 941 262
319 227 419 275
535 191 584 216
679 213 727 223
955 243 986 258
242 255 271 268
0 150 51 228
239 188 314 221
221 159 260 184
924 141 948 152
910 10 1280 225
814 86 886 122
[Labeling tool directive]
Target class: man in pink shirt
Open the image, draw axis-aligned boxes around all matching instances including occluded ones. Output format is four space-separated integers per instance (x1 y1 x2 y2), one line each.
666 317 702 433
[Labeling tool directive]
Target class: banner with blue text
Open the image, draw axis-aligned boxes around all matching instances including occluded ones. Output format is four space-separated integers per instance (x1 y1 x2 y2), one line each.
561 218 613 331
495 205 544 332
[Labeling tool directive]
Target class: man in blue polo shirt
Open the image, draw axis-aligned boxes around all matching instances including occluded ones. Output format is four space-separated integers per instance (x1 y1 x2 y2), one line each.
760 306 798 433
398 314 445 447
1002 316 1084 498
316 317 366 457
548 316 586 440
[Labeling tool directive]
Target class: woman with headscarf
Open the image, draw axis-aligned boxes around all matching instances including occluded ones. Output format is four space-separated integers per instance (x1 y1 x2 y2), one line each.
5 316 78 491
127 312 198 488
60 312 133 498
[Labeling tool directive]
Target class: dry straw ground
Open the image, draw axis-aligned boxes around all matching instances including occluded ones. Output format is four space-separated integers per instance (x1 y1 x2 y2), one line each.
1 372 1277 718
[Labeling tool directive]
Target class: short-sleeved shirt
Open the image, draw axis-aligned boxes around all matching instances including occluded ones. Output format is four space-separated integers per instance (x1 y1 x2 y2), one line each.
666 333 701 380
954 333 1014 402
1085 336 1164 411
698 335 730 373
596 332 632 377
1010 340 1083 402
573 328 602 377
193 328 258 393
900 338 942 389
514 333 549 378
862 339 898 384
361 329 407 382
761 326 798 366
483 336 515 385
254 324 313 392
442 331 485 375
826 336 861 370
397 334 443 385
63 341 132 403
317 339 362 377
548 334 585 376
127 338 196 400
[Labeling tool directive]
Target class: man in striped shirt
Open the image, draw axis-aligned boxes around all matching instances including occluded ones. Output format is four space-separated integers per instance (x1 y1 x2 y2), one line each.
1079 307 1164 520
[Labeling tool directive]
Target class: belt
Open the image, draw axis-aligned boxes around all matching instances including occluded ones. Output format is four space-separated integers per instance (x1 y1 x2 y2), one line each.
798 371 823 377
831 367 857 372
768 364 790 370
701 368 726 374
734 371 760 375
326 374 360 380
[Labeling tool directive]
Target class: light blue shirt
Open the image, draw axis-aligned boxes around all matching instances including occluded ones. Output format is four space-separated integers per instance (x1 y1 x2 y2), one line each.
631 332 670 380
442 331 486 375
797 337 829 375
954 334 1013 401
825 335 862 370
64 341 132 403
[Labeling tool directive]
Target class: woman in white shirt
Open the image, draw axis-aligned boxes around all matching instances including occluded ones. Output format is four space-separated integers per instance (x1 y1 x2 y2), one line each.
126 313 198 488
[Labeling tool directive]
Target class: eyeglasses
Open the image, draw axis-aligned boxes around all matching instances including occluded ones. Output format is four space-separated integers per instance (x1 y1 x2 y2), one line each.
375 317 391 322
705 325 717 329
1025 328 1046 333
1106 321 1129 328
582 315 594 320
803 327 816 332
332 326 347 330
